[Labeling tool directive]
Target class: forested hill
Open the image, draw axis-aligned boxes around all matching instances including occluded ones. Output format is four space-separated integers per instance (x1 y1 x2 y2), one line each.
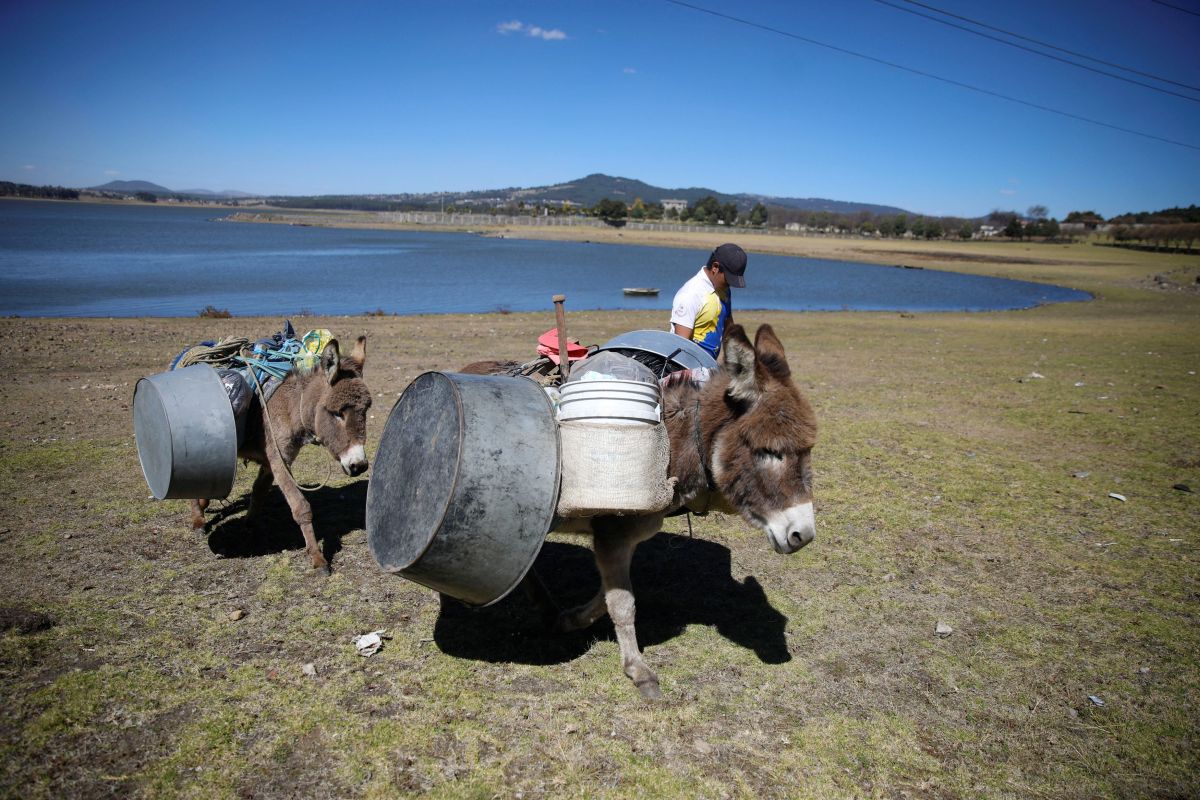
450 173 909 216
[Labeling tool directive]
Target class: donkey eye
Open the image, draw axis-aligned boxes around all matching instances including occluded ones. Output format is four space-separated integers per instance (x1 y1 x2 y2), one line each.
331 410 344 420
757 448 784 462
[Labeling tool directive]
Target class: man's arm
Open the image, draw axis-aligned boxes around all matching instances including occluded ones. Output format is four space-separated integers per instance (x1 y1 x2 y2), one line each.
672 323 693 340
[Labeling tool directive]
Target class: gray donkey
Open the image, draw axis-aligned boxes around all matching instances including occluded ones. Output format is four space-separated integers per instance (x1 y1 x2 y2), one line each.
190 337 371 574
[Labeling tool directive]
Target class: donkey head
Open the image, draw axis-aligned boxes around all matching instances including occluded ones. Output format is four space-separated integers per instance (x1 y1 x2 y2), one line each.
311 336 372 476
711 324 817 554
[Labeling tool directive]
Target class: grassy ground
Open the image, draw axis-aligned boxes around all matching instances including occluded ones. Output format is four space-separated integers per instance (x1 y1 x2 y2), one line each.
0 230 1197 799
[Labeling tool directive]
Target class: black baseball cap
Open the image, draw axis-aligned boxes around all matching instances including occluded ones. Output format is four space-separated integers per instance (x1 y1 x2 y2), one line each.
708 243 747 288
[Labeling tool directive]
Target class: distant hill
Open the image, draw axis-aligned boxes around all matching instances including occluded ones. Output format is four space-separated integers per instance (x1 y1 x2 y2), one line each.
89 180 255 199
91 180 172 194
400 173 911 216
88 173 909 215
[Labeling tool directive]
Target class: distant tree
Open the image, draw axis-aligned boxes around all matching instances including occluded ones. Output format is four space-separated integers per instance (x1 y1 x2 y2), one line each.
1027 204 1048 221
924 219 944 239
910 217 926 238
664 206 679 221
135 191 157 203
891 214 908 237
645 202 664 221
594 198 627 227
988 209 1019 228
749 202 768 227
1004 217 1024 239
959 221 974 239
689 195 721 225
630 197 647 220
720 202 738 225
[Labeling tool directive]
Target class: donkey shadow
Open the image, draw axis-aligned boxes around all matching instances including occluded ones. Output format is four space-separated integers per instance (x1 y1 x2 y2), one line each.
203 480 367 564
433 533 791 667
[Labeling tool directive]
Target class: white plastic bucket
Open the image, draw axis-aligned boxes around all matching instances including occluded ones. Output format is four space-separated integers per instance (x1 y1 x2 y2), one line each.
557 379 660 425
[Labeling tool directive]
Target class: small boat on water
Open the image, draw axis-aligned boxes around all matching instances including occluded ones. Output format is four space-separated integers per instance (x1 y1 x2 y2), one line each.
623 287 660 296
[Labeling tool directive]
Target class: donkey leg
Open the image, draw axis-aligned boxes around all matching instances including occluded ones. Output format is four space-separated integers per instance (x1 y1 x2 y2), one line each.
263 446 328 574
554 589 608 633
189 499 209 531
593 527 662 700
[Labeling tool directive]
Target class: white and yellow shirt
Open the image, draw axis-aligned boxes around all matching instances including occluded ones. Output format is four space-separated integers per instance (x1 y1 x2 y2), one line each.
670 268 732 358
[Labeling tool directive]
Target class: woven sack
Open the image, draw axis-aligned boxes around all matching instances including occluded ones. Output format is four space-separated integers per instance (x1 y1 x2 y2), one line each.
556 420 675 517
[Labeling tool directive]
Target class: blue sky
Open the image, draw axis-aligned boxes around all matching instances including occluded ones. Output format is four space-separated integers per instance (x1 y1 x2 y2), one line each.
1 0 1197 218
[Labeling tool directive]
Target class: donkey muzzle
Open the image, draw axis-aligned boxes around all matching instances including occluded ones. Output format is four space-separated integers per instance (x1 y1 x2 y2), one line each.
340 444 368 477
765 502 816 554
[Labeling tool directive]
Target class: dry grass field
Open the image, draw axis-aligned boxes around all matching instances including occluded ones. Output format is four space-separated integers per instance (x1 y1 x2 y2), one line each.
0 226 1197 798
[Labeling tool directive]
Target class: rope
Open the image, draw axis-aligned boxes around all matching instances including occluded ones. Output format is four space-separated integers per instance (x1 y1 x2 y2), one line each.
245 366 334 493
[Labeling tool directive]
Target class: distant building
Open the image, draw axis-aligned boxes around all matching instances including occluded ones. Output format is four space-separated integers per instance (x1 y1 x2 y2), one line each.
662 199 687 214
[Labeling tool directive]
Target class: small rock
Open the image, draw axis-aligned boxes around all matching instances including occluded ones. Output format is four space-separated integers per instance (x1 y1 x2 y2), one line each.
1072 471 1090 479
935 621 953 638
1074 381 1086 387
1138 666 1151 675
302 663 317 677
564 723 579 734
229 609 246 621
694 739 714 755
1173 483 1193 493
1088 695 1105 707
1108 493 1127 502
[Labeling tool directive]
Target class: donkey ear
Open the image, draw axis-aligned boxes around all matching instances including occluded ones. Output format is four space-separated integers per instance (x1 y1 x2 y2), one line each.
722 325 759 403
753 324 791 383
321 339 341 384
351 335 367 372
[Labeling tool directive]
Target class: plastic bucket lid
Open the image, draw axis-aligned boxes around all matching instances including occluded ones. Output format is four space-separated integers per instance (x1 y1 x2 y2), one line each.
557 389 660 425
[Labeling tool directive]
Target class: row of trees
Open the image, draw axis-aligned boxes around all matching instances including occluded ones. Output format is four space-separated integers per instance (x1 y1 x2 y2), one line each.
591 196 769 228
1111 223 1200 252
0 181 79 200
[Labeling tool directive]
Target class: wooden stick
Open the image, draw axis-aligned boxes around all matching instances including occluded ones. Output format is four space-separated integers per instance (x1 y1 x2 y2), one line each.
552 294 570 382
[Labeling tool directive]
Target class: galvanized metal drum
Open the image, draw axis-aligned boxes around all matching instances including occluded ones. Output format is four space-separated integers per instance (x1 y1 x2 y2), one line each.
133 363 238 500
597 329 719 375
366 372 560 607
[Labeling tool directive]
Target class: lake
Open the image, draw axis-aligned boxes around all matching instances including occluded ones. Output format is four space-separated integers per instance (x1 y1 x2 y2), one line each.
0 200 1090 317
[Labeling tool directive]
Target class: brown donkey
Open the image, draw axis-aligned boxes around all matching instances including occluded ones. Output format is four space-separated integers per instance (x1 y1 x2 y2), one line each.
549 324 817 698
190 337 372 574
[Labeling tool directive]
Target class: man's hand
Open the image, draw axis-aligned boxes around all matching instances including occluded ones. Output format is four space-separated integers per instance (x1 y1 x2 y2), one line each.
672 323 693 340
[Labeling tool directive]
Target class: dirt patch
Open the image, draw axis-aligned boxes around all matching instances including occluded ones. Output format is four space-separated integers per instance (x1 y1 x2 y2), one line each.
0 606 55 634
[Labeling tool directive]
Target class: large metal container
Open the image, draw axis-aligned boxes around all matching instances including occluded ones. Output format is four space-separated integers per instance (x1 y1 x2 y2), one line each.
133 363 238 500
597 329 719 375
366 372 560 606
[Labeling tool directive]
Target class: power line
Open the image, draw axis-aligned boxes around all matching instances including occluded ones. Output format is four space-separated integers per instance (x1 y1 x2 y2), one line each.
888 0 1200 95
663 0 1200 152
1151 0 1200 19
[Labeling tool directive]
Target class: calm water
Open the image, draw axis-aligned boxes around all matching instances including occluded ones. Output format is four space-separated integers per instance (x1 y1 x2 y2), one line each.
0 200 1090 317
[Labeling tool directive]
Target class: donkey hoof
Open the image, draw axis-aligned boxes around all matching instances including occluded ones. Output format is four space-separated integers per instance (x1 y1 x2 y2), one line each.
636 678 663 700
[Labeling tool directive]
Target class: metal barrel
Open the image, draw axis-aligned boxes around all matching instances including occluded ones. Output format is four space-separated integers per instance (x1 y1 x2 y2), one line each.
597 329 719 373
366 372 561 607
132 363 238 500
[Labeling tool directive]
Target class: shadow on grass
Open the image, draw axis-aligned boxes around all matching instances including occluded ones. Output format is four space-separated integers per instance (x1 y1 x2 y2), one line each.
204 479 367 565
433 533 791 667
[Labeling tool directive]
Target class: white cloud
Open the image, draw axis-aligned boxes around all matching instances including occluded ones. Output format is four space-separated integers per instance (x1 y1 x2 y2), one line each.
623 67 637 74
22 164 34 171
999 189 1016 196
497 20 567 40
105 169 120 176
